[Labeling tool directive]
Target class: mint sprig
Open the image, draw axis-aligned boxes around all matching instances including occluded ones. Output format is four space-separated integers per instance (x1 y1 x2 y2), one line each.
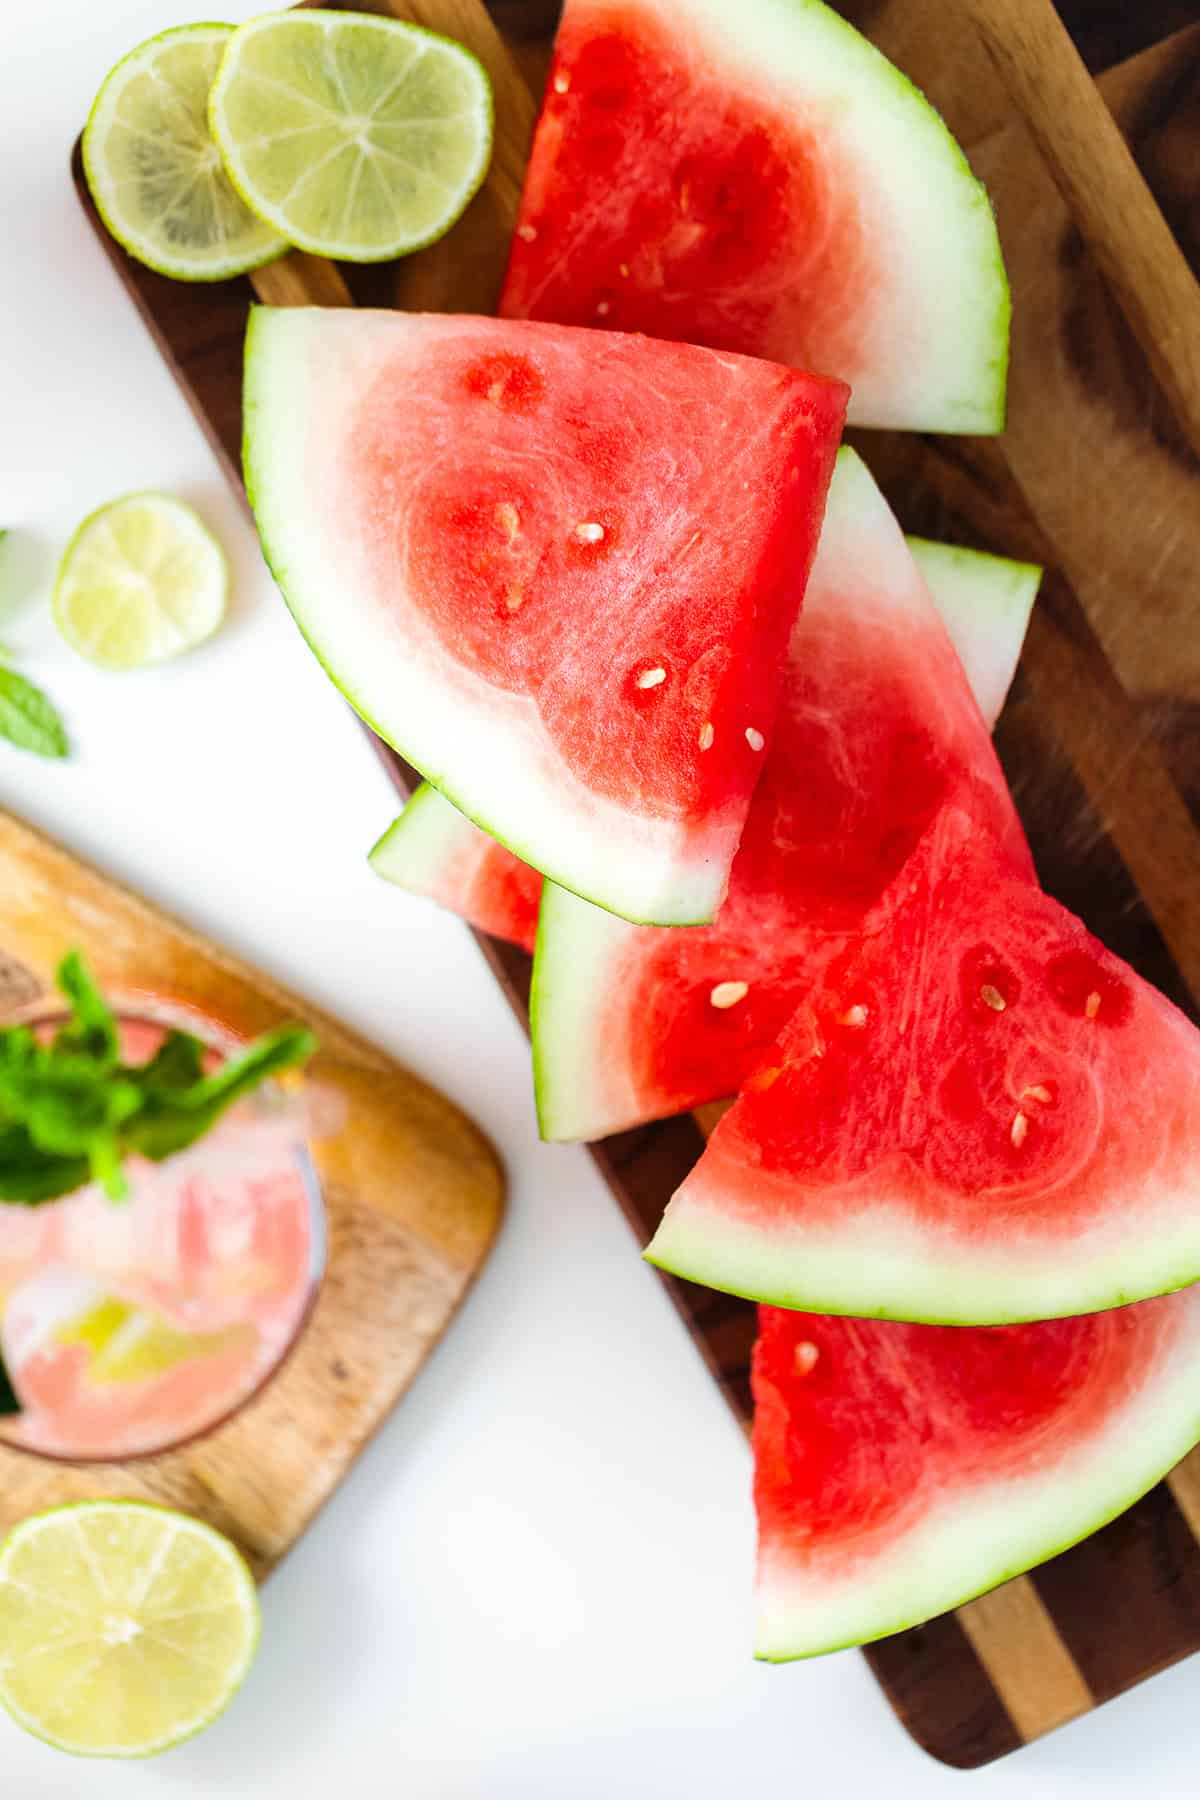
0 952 316 1416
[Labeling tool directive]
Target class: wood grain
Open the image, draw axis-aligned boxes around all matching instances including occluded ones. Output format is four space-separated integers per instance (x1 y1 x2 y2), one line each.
957 1581 1093 1740
0 808 504 1575
960 0 1200 462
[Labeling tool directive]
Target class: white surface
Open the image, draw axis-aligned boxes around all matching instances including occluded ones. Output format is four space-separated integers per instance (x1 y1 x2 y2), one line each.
2 4 1198 1794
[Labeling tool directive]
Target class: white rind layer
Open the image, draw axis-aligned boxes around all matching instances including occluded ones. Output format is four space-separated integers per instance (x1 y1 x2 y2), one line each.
368 785 486 898
244 307 746 926
570 0 1009 432
532 880 646 1139
756 1286 1200 1658
647 1161 1200 1326
908 538 1041 730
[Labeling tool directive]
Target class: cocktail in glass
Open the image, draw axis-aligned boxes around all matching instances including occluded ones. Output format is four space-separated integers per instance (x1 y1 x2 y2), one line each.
0 998 324 1462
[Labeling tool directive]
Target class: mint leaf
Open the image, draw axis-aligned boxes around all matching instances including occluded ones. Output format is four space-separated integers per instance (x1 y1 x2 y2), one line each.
0 953 317 1210
0 665 68 759
0 1346 19 1417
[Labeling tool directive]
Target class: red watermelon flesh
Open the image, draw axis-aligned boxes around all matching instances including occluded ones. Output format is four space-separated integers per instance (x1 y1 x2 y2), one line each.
649 805 1200 1324
752 1295 1200 1659
533 451 1029 1141
244 308 847 927
370 782 543 953
500 0 1010 432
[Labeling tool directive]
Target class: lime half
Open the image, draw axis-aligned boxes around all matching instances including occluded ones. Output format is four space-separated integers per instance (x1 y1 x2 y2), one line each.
83 24 287 282
0 1501 260 1757
54 494 228 671
209 9 493 262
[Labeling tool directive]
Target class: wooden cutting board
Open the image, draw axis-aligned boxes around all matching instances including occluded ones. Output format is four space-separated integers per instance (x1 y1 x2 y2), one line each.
71 0 1200 1765
0 808 503 1576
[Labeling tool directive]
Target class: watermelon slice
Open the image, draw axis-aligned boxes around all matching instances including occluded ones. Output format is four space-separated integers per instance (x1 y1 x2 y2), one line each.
367 529 1037 955
244 307 846 927
752 1295 1200 1659
533 451 1030 1141
500 0 1009 433
370 785 542 953
648 805 1200 1323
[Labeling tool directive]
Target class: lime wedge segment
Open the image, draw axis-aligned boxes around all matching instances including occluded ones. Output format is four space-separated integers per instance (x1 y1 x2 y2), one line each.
209 9 493 262
0 1501 260 1757
83 24 287 282
54 494 228 671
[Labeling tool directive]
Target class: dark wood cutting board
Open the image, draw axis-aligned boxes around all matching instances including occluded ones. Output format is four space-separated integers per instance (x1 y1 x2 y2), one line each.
71 0 1200 1766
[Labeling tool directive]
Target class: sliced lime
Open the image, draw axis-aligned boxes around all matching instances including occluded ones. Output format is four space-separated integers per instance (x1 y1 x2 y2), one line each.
53 1293 253 1385
209 9 493 262
54 494 227 672
0 1500 260 1757
83 24 287 282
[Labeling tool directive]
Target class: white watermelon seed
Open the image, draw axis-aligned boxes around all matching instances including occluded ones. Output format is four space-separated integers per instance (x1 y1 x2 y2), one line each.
794 1341 819 1376
574 521 605 544
698 722 714 751
1011 1111 1029 1148
1085 990 1101 1019
516 223 537 243
619 262 630 277
493 501 520 540
596 300 611 316
745 727 765 752
553 72 570 94
637 666 667 689
504 584 525 614
839 1005 868 1028
710 981 749 1010
980 984 1006 1012
1022 1085 1052 1105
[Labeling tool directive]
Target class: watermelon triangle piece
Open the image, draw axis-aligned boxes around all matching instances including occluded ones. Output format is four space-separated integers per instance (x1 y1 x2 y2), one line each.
368 526 1038 958
648 805 1200 1324
500 0 1009 433
752 1295 1200 1659
244 308 846 926
534 451 1030 1141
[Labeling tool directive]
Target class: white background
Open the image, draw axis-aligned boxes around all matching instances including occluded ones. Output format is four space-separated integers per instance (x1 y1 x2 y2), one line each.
4 2 1200 1794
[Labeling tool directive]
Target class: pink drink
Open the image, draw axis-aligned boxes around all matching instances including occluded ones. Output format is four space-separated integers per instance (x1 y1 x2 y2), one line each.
0 1005 324 1461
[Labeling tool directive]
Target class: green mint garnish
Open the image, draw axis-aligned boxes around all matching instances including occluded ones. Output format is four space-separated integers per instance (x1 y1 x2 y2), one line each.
0 665 69 759
0 952 316 1414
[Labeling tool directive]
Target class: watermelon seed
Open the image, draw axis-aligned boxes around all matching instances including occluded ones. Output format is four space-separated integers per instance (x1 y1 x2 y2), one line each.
746 727 765 752
637 666 667 689
1022 1085 1052 1105
1085 991 1102 1019
619 263 630 278
980 984 1007 1012
493 501 520 541
678 180 691 214
710 981 749 1010
516 224 538 243
596 301 611 316
793 1341 819 1376
504 584 526 614
839 1005 868 1028
574 521 605 545
553 72 570 94
698 722 715 751
1011 1111 1029 1148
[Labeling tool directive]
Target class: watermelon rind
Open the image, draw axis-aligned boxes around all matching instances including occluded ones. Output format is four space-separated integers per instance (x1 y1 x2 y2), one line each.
755 1297 1200 1658
907 538 1041 730
508 0 1010 433
369 785 475 898
245 305 831 928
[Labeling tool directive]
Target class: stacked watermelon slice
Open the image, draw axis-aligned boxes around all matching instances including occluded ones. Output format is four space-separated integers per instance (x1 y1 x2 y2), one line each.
243 0 1200 1664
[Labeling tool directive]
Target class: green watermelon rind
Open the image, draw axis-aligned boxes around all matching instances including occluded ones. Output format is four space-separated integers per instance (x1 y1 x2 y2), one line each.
531 0 1010 433
243 305 784 930
368 784 474 896
754 1317 1200 1659
907 538 1041 730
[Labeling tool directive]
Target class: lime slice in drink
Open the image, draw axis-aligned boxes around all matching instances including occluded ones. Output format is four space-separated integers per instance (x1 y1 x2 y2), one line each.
54 493 227 671
209 9 493 262
53 1292 254 1385
0 1501 260 1757
82 24 287 282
